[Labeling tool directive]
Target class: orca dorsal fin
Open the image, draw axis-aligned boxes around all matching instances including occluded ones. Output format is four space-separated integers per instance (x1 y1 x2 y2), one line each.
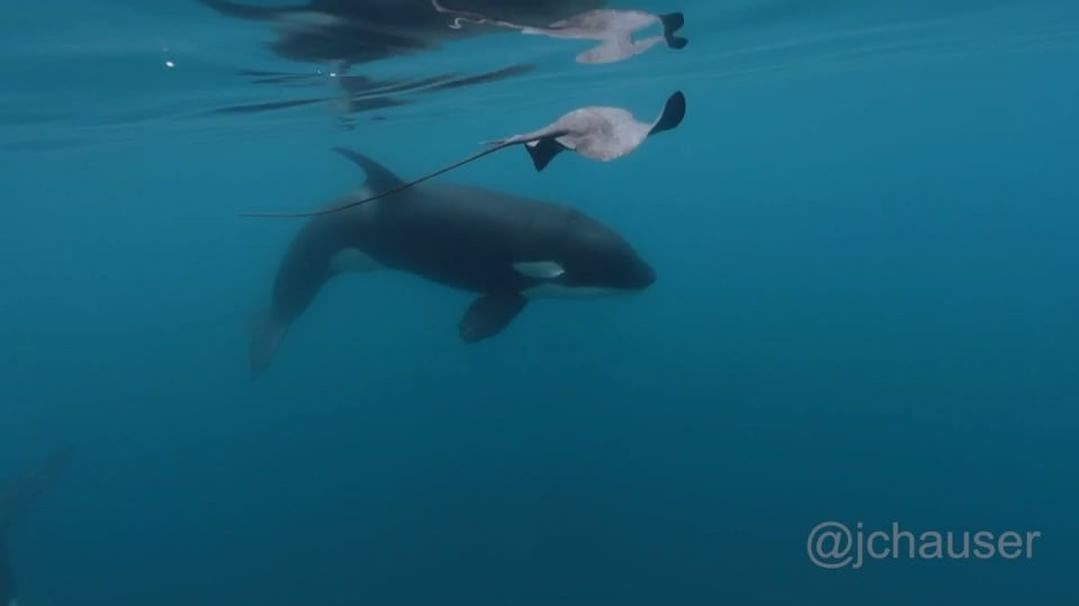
331 147 405 193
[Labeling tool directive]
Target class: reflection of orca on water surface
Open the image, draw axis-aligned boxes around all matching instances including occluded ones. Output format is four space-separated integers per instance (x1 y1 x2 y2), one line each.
198 0 606 64
0 448 73 606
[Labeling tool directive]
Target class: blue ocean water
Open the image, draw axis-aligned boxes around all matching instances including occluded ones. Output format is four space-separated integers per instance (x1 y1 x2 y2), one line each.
2 0 1077 604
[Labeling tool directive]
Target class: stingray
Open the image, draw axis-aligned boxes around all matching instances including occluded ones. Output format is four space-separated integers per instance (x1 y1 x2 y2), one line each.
243 91 686 219
432 1 687 64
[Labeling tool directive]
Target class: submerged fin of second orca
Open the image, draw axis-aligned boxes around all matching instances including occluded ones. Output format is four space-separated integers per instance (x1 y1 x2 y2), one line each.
0 447 74 529
0 447 74 606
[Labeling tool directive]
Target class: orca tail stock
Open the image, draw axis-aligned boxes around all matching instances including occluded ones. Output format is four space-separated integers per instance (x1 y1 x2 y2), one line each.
249 310 289 379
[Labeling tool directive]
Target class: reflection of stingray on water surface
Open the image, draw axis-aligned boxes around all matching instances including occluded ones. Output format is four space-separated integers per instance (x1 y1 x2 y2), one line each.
432 1 688 64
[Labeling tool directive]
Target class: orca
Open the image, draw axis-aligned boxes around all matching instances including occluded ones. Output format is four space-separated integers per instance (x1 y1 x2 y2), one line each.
251 149 656 375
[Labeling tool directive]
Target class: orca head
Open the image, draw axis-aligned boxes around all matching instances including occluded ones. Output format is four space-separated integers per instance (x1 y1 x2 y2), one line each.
558 216 656 292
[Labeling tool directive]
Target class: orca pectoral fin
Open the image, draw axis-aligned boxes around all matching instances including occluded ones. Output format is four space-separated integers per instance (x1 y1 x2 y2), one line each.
649 91 687 136
459 293 527 343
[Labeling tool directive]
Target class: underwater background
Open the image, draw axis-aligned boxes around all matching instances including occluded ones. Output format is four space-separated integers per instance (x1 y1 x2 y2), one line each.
2 0 1077 604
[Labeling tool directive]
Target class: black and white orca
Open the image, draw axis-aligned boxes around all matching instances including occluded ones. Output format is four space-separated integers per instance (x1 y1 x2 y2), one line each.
251 149 656 375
